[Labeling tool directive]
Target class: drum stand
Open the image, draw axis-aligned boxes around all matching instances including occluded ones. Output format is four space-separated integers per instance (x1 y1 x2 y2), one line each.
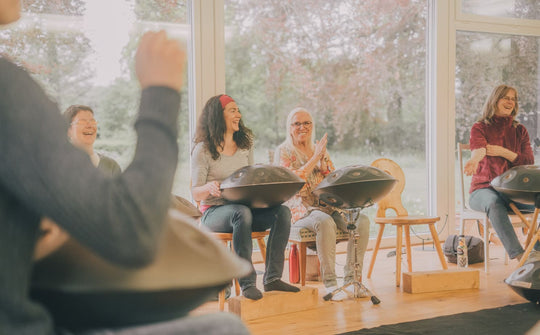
322 208 380 304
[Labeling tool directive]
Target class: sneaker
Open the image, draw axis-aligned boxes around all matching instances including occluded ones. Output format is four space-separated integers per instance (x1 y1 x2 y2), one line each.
525 250 540 264
344 284 369 298
325 286 347 302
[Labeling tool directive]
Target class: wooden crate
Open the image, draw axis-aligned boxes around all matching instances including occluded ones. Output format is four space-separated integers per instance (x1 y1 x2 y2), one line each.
228 286 318 321
402 269 479 294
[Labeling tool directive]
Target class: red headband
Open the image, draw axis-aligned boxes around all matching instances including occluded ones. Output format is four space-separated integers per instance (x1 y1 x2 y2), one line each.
219 95 235 109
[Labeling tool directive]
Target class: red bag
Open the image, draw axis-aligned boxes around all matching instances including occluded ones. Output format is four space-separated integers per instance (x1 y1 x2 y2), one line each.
289 244 299 283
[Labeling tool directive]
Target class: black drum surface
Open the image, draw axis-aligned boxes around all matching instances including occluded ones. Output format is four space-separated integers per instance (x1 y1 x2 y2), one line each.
314 165 396 209
221 164 305 208
505 261 540 304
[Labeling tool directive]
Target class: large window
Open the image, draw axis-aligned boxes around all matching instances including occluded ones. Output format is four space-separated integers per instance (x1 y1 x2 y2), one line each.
224 0 430 238
454 1 540 215
461 0 540 20
0 0 192 198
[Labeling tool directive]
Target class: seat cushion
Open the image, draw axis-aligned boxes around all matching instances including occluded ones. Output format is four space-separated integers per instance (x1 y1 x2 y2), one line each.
289 225 349 242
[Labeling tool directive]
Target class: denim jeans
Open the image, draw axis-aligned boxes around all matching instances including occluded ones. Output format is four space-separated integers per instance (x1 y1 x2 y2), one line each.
63 313 249 335
201 204 291 289
293 209 370 288
469 187 537 259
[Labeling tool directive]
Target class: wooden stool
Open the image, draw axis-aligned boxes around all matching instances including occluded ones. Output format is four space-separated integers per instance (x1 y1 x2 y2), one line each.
367 158 447 287
288 226 349 286
213 231 269 310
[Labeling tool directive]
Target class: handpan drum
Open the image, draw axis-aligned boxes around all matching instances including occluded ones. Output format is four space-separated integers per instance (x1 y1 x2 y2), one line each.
505 261 540 304
491 165 540 206
313 165 396 209
221 164 305 208
30 206 251 331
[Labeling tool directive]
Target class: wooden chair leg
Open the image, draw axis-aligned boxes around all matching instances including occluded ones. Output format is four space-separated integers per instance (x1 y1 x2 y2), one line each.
299 242 307 286
218 288 226 311
518 230 540 268
367 224 385 279
404 225 412 272
483 219 489 273
428 223 448 269
396 225 403 287
525 208 539 249
257 238 267 262
509 202 531 230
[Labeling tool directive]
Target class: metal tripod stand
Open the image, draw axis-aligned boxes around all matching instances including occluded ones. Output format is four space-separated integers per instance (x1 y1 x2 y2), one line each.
322 208 380 304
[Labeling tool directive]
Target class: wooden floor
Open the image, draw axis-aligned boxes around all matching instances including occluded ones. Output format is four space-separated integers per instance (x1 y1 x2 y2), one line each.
191 243 533 335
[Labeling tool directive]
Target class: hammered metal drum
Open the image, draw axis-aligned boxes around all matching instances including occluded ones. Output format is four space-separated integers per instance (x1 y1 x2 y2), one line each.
30 209 251 331
491 165 540 206
505 261 540 304
221 164 305 208
313 165 397 209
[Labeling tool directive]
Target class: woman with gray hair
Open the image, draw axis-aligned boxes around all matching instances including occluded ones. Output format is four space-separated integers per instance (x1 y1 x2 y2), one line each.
274 107 370 301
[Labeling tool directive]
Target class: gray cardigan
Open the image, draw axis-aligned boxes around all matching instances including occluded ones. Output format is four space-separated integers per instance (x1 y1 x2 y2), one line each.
0 57 180 334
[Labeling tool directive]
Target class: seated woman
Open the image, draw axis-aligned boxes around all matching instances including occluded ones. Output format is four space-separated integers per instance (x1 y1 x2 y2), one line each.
465 84 540 262
34 105 121 260
64 104 121 176
190 94 300 300
275 107 370 301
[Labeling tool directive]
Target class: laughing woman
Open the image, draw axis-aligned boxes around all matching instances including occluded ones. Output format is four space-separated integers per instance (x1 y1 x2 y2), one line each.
275 107 370 301
64 105 121 177
464 84 540 261
191 94 300 300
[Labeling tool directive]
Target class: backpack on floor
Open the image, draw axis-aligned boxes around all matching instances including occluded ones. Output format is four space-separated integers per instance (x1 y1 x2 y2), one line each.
443 234 484 264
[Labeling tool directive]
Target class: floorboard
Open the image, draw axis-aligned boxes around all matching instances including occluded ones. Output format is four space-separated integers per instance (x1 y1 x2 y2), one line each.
191 242 532 335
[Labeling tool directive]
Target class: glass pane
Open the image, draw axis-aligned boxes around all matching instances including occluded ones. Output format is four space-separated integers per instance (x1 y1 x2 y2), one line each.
0 0 191 199
455 31 540 216
224 0 429 238
462 0 540 20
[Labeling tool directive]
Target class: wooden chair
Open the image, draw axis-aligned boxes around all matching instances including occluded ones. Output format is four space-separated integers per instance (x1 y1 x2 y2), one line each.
188 180 271 310
367 158 448 287
213 231 269 311
457 143 531 272
288 226 349 286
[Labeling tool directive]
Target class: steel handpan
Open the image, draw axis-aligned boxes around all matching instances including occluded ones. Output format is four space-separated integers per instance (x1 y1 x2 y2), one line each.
30 209 251 331
505 261 540 304
491 165 540 206
313 165 397 209
221 164 305 208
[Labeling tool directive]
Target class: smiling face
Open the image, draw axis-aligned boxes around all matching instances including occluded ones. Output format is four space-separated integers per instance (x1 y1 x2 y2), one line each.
223 101 241 133
67 110 98 150
495 89 517 117
290 111 313 145
0 0 21 25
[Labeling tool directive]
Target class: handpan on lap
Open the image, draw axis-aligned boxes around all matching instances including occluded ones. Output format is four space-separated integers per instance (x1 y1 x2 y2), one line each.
30 209 252 331
313 165 396 209
220 164 305 208
491 165 540 206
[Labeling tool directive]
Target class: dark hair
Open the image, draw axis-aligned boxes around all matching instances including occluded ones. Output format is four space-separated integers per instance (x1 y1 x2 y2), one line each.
193 95 253 160
63 105 94 123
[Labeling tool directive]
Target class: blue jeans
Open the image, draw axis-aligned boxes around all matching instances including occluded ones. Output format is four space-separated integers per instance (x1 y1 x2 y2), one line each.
469 187 537 259
201 204 291 289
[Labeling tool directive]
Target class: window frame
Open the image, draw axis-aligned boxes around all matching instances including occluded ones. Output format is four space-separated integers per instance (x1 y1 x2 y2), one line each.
190 0 540 247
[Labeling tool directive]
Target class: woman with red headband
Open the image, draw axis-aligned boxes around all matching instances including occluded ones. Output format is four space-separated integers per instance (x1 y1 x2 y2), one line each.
191 94 300 300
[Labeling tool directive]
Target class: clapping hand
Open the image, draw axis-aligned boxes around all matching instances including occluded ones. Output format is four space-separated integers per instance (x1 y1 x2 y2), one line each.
314 133 328 161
